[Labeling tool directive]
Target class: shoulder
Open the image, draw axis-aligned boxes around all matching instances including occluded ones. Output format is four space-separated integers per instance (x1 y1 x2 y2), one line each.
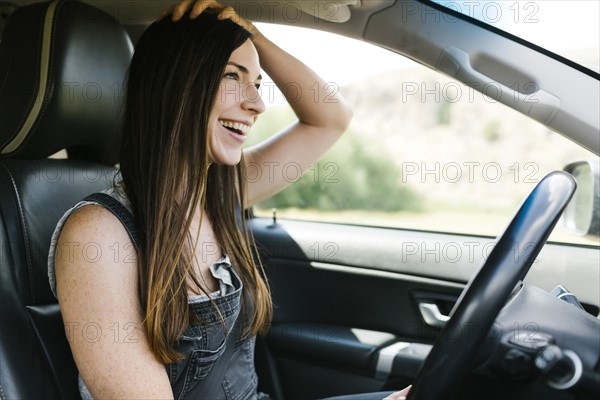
59 203 132 249
55 203 138 300
54 205 174 397
64 202 123 228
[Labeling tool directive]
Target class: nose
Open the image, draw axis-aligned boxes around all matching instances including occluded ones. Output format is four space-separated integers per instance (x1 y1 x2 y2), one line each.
241 83 266 115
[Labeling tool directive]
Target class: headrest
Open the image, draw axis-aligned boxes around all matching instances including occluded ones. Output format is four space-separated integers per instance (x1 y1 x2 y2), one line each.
0 0 133 165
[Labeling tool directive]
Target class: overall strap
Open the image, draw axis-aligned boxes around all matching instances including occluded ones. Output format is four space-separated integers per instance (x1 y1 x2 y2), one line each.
84 192 139 247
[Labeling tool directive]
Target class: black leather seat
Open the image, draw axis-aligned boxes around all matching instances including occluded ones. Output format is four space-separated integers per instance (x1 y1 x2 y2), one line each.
0 1 132 397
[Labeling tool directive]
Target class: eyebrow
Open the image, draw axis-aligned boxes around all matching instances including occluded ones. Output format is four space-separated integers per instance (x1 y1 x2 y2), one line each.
227 62 262 80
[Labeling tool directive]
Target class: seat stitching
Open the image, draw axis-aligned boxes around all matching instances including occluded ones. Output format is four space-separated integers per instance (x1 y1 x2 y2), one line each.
0 162 35 303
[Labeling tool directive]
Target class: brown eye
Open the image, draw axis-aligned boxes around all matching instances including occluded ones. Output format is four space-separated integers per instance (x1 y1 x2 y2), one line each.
224 71 240 80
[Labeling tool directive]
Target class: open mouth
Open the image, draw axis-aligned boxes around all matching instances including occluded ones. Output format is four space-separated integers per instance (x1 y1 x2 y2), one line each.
219 120 249 137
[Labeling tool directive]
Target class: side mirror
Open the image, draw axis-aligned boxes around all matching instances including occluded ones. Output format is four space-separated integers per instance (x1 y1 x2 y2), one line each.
562 159 600 238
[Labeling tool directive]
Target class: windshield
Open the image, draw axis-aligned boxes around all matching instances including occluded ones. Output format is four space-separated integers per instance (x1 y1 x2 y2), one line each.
429 0 600 74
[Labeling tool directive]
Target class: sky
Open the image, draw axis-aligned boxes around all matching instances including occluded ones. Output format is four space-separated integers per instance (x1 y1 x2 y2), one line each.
433 0 600 53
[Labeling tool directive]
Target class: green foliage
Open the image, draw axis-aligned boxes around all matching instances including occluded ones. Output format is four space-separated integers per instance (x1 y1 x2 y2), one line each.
258 132 422 212
249 105 421 212
246 105 296 145
483 119 501 142
437 101 452 125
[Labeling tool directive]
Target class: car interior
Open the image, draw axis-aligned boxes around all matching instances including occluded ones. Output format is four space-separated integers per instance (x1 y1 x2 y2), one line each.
0 1 131 397
1 1 599 399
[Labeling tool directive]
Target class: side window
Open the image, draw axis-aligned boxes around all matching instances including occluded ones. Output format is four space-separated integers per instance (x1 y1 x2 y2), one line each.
248 24 597 246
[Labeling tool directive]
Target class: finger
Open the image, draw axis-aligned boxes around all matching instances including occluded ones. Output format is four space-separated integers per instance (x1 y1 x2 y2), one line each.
218 6 253 31
171 0 194 21
382 385 412 400
190 0 223 18
398 385 412 396
217 6 238 22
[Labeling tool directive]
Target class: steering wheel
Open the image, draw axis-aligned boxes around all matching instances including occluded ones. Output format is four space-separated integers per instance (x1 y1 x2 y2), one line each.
407 171 577 400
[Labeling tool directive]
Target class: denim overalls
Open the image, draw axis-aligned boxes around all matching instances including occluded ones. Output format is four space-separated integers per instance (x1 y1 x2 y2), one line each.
48 188 266 399
168 266 260 399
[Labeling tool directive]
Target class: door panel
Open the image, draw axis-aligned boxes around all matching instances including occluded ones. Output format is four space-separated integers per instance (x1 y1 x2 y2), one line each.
250 217 600 399
251 218 464 399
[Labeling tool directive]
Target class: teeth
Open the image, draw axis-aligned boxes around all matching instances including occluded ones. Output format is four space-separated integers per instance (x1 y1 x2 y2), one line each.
219 120 249 135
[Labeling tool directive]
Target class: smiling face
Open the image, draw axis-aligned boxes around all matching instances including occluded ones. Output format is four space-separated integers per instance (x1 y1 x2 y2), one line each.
208 39 266 165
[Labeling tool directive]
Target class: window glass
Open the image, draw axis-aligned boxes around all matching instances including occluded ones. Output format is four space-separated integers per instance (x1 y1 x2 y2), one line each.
429 0 599 73
249 23 598 246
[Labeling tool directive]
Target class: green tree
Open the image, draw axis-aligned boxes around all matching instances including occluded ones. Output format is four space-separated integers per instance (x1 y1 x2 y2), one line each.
259 132 422 212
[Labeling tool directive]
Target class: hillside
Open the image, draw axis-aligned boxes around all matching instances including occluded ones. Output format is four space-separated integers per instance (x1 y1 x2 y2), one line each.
338 65 593 209
251 61 594 214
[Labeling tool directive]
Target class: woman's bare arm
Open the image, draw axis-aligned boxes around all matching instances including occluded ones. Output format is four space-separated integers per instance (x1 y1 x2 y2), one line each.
55 205 173 399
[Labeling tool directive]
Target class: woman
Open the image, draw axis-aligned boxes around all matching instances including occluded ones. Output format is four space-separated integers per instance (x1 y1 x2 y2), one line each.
50 0 406 398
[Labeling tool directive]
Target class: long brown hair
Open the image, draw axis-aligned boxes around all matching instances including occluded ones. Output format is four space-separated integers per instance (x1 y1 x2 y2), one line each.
119 11 272 363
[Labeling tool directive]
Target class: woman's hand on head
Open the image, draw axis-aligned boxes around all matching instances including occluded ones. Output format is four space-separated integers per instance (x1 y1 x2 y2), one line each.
163 0 257 35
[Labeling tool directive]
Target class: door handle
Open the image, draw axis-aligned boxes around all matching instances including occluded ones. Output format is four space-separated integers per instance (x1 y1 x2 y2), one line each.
418 302 450 328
